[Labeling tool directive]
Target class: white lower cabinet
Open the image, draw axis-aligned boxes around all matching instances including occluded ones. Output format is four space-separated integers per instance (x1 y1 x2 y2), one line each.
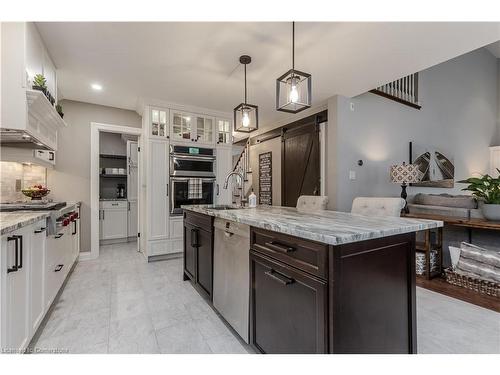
30 221 46 334
1 213 79 352
128 200 138 239
100 201 128 241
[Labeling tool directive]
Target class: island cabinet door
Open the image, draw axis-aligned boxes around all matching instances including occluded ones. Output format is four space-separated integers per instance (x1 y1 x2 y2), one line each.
250 251 328 354
195 228 213 300
183 223 197 280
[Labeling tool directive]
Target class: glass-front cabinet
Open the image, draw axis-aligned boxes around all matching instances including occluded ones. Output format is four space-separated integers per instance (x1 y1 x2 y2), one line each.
150 107 169 138
170 111 193 142
216 118 232 145
170 112 215 145
195 115 214 144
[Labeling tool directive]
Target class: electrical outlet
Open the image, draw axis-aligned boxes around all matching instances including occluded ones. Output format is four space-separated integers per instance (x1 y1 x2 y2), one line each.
349 171 356 180
15 179 22 191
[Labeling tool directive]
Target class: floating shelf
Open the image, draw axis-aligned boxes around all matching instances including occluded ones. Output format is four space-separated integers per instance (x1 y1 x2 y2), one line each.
100 174 127 178
26 89 68 129
100 154 127 160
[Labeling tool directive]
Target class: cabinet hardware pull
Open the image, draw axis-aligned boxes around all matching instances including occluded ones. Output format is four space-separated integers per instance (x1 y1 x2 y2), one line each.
16 235 23 269
216 184 219 196
7 236 18 273
54 264 63 272
166 183 169 197
191 228 199 247
72 220 77 235
34 228 45 233
103 210 105 220
55 233 64 239
265 241 296 253
264 269 294 286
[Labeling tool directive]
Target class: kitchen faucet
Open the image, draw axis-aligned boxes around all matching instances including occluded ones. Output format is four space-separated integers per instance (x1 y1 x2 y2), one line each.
223 171 245 207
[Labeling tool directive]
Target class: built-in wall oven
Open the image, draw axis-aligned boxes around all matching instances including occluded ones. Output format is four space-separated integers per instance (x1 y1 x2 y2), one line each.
170 145 215 177
169 145 216 215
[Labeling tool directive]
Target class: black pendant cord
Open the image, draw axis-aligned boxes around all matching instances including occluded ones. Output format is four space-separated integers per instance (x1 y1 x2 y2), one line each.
244 63 247 105
292 21 295 72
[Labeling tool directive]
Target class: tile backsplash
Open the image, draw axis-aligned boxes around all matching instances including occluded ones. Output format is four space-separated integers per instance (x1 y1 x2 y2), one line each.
0 162 47 202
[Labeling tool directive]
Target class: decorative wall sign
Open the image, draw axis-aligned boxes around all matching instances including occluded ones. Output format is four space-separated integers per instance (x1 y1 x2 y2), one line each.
259 152 272 205
409 141 455 188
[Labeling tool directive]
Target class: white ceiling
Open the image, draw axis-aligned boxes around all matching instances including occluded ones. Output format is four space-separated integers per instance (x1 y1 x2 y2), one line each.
36 22 500 129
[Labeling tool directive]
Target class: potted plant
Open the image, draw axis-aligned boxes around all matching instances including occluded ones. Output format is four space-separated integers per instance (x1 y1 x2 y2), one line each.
56 104 64 118
32 74 47 95
459 169 500 221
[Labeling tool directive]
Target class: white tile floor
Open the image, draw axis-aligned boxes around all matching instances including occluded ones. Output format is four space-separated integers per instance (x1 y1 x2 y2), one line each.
30 242 500 354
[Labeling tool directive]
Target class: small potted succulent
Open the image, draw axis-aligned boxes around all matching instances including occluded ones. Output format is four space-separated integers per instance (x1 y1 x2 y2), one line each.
56 103 64 118
32 74 47 95
459 169 500 221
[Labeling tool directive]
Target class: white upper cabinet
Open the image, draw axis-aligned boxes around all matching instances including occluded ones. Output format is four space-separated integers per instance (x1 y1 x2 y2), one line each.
1 22 66 151
170 111 194 142
149 107 169 139
170 111 215 145
195 115 215 145
216 118 232 145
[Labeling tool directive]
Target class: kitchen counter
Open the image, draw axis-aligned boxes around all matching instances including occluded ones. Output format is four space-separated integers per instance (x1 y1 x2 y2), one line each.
182 204 442 245
182 205 443 354
0 202 81 235
0 211 50 235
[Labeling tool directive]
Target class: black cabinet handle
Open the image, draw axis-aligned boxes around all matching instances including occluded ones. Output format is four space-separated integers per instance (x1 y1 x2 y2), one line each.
264 269 294 286
265 241 296 254
72 220 77 235
191 228 199 247
216 184 219 196
7 236 18 273
34 227 46 234
54 264 63 272
16 235 23 269
55 233 64 239
49 152 54 161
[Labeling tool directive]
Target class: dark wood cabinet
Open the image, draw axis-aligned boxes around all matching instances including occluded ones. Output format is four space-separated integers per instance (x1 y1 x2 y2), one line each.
250 227 417 354
183 211 214 300
183 223 197 280
195 227 213 298
250 250 328 354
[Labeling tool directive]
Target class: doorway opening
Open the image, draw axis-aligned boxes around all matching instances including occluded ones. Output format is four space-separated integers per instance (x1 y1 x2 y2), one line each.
88 122 143 261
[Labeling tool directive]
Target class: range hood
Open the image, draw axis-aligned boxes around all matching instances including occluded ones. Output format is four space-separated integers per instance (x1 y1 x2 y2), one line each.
0 129 51 150
0 90 67 151
0 146 55 169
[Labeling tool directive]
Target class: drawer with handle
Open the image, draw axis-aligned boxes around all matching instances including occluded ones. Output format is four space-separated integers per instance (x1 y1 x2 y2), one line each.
250 227 328 279
100 200 128 210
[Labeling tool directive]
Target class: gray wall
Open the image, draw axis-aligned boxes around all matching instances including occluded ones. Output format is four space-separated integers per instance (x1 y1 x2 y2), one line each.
497 58 500 145
47 100 141 253
99 132 127 156
327 47 498 212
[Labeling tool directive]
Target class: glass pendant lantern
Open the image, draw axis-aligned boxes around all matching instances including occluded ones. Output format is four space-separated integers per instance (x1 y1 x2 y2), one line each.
276 22 312 114
234 55 258 133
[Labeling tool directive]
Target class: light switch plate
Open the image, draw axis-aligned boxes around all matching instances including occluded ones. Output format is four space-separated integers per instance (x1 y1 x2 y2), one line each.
16 179 22 191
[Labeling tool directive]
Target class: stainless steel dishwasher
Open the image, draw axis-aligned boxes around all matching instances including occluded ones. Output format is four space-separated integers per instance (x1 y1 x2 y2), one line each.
213 218 250 343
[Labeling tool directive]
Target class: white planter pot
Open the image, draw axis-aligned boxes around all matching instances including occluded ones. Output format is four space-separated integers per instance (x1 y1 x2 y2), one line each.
481 204 500 221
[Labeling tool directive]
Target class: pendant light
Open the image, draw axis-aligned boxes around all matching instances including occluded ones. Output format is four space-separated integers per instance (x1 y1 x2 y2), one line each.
234 55 258 133
276 22 312 114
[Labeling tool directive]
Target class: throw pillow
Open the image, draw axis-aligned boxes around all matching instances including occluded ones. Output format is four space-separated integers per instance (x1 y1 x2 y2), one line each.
455 242 500 283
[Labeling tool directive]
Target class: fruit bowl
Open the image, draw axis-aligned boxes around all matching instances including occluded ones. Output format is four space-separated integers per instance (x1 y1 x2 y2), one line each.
22 186 50 200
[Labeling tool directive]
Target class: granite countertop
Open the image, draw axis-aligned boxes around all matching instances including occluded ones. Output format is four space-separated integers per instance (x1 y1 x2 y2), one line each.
0 202 81 236
0 212 49 235
182 205 443 245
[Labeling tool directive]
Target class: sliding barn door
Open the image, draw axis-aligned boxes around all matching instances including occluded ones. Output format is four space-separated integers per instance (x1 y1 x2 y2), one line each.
281 122 320 207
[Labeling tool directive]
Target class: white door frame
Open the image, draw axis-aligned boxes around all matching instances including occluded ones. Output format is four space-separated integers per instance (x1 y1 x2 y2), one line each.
82 122 143 261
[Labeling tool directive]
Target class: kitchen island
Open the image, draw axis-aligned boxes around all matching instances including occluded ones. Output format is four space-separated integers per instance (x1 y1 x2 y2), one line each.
182 205 442 354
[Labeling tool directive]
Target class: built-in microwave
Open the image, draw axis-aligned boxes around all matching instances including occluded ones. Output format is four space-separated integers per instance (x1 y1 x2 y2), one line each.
169 145 215 177
170 177 215 215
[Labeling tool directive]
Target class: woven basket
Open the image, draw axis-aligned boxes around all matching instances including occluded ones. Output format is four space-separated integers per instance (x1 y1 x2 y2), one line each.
444 268 499 298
